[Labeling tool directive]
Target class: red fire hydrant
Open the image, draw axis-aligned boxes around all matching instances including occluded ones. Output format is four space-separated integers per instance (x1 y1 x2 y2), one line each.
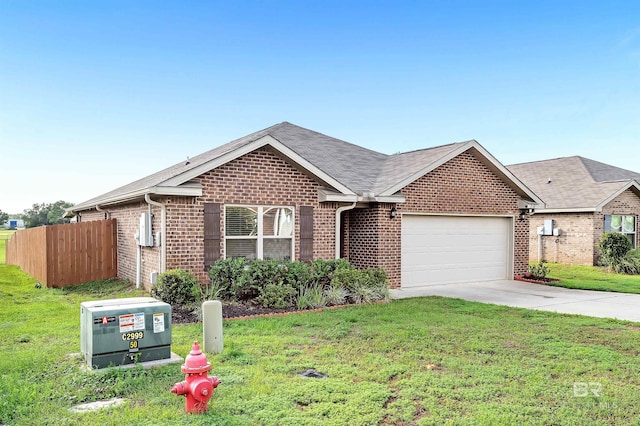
171 341 221 414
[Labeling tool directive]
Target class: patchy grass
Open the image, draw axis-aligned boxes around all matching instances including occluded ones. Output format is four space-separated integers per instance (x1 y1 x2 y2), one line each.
2 264 640 424
546 263 640 294
0 229 16 263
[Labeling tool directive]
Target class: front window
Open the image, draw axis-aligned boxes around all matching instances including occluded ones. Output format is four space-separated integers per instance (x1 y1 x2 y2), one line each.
225 206 294 260
605 214 636 247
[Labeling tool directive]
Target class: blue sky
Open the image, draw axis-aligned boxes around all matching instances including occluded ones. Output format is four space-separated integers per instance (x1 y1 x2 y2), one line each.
1 1 639 213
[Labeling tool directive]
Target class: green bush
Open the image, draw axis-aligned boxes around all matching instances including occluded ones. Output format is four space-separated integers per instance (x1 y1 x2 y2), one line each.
324 285 349 305
296 285 327 309
529 261 549 279
207 257 249 301
331 267 389 304
612 248 640 275
207 258 390 309
599 232 633 270
152 269 198 306
257 283 297 308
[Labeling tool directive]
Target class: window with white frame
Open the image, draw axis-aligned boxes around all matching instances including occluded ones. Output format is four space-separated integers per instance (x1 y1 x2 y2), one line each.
605 214 636 247
225 206 294 260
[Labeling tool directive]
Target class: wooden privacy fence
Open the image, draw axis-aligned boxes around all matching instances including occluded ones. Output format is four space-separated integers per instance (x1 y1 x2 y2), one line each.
6 219 117 288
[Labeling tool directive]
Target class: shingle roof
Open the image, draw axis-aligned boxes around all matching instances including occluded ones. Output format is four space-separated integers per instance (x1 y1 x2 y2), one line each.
72 122 540 212
507 156 640 211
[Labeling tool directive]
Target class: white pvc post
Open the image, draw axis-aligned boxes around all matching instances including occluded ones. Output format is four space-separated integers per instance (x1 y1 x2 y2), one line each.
202 300 223 354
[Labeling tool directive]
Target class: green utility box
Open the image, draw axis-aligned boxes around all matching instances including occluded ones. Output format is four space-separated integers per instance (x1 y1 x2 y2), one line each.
80 297 172 369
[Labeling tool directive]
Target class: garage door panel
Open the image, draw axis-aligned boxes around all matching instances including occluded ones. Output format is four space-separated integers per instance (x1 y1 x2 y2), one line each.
402 215 511 288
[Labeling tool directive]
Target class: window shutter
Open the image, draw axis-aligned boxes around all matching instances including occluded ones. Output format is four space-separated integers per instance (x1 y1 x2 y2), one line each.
300 206 313 262
604 215 612 232
204 203 221 270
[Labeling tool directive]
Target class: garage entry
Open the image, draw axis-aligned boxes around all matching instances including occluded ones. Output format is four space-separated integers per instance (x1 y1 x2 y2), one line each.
401 215 513 288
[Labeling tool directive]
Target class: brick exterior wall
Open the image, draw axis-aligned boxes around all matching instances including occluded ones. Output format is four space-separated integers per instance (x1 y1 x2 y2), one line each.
81 147 532 291
528 213 595 265
527 189 640 265
348 150 528 288
83 147 339 289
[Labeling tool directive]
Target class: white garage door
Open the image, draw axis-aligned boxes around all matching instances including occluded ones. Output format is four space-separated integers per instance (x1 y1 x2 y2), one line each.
401 215 512 288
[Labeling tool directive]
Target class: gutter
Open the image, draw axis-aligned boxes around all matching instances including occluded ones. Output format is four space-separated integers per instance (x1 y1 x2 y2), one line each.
145 194 167 273
335 202 357 259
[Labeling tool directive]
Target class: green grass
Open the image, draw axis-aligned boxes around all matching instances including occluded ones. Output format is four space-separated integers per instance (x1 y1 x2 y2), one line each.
3 264 640 425
0 229 16 264
546 263 640 294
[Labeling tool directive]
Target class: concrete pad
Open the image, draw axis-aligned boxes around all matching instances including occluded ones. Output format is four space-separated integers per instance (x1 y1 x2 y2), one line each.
78 352 183 372
390 280 640 322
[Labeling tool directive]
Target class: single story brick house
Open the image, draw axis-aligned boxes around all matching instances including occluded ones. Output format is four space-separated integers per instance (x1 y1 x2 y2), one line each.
508 156 640 265
68 122 542 290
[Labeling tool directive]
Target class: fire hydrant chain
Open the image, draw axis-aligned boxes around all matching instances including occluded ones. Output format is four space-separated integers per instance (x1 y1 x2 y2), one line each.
171 341 221 414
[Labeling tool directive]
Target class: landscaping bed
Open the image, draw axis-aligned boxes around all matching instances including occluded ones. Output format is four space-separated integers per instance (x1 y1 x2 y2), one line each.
161 258 391 324
172 301 312 323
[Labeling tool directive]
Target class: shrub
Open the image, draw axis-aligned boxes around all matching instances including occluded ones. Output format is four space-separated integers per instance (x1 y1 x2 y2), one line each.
529 261 549 279
207 258 390 309
257 283 296 308
208 257 249 301
324 285 349 306
296 285 327 309
613 248 640 275
331 267 389 304
152 269 198 306
599 232 632 269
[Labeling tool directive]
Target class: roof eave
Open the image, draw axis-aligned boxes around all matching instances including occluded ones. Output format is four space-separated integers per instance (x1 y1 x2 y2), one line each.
67 184 203 215
317 188 405 204
534 207 598 214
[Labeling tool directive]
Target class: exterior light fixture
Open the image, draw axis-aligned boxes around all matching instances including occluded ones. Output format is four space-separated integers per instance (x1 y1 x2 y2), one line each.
519 207 534 221
390 207 398 219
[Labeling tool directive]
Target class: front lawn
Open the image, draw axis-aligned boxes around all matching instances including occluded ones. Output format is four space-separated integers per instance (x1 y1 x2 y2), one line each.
546 263 640 294
2 264 640 425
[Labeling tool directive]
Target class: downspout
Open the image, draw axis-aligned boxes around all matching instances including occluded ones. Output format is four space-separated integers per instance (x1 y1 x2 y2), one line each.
136 235 141 289
538 233 542 263
335 202 357 259
145 194 167 273
95 204 110 219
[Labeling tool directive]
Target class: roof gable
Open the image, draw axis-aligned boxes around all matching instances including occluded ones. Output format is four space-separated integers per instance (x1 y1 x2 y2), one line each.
71 122 542 212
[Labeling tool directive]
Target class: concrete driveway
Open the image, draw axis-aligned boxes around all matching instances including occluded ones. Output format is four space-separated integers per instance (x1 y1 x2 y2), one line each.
390 280 640 322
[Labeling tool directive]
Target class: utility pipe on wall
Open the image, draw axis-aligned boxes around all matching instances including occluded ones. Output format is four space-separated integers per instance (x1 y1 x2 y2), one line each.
136 231 141 289
145 194 167 273
335 202 357 259
537 233 542 263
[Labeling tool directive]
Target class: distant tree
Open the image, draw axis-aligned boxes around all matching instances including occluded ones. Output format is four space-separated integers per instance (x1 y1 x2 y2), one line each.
0 209 8 225
48 200 74 225
22 201 74 228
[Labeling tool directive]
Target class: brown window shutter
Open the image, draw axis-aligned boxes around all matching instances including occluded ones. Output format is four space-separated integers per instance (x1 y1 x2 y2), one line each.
204 203 221 270
300 206 313 262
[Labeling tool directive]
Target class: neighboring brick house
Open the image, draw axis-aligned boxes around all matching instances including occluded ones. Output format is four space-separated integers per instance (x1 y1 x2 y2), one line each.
68 122 542 290
508 156 640 265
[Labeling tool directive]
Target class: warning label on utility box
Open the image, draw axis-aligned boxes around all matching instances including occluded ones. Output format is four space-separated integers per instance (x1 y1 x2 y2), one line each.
153 313 165 333
119 312 145 333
